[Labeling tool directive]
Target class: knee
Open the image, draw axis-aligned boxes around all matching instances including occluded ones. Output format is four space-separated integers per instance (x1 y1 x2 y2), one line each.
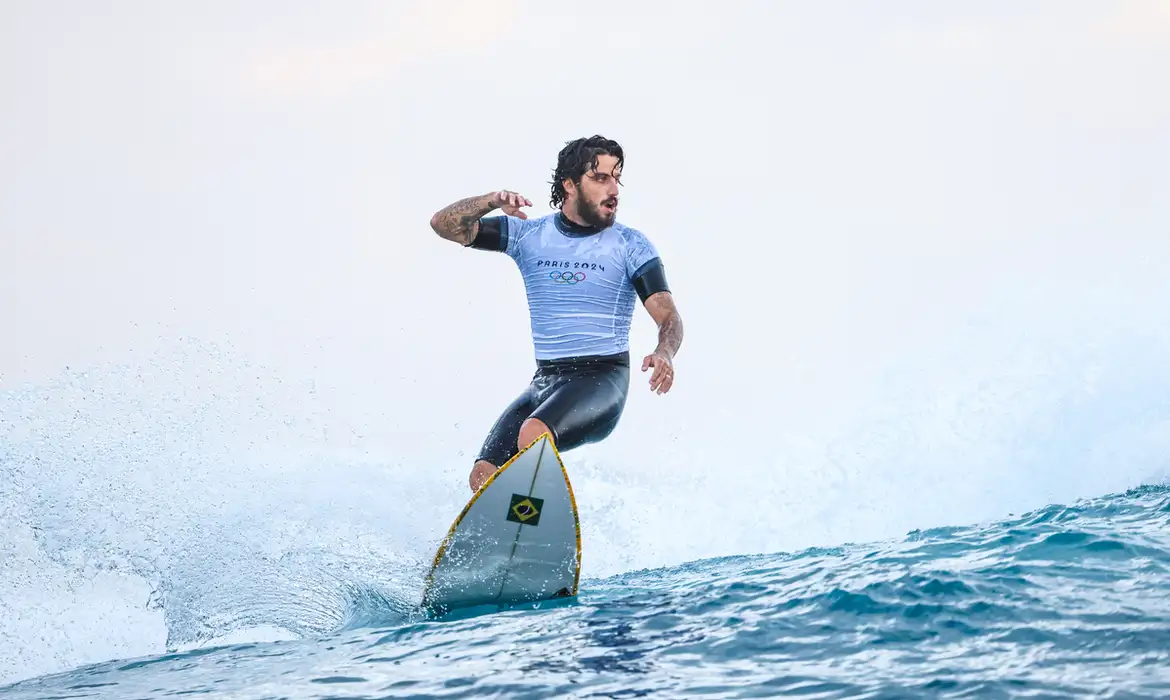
517 417 552 451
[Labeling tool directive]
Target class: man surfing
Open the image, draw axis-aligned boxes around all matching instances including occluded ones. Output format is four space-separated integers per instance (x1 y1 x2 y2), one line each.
429 135 684 492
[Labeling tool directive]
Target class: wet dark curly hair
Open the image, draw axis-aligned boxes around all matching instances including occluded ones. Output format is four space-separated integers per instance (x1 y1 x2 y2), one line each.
549 135 624 209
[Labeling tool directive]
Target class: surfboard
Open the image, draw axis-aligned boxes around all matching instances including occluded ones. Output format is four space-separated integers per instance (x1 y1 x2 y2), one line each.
420 432 582 617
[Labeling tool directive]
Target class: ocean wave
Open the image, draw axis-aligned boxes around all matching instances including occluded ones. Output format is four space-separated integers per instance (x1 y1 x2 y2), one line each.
5 484 1170 698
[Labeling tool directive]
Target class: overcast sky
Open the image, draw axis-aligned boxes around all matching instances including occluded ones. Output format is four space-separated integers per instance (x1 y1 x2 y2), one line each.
2 0 1167 458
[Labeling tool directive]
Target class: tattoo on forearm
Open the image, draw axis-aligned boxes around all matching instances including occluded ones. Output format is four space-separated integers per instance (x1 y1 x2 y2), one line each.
656 312 684 358
430 193 495 245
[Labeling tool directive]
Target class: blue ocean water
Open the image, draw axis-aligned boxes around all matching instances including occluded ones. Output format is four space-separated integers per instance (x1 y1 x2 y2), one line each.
2 483 1170 698
4 291 1170 699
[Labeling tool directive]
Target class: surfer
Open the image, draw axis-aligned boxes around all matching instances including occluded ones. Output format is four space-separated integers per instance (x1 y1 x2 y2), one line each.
429 135 684 491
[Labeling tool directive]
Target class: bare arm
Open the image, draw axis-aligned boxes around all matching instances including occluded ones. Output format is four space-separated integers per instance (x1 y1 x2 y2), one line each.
640 290 683 394
644 291 684 360
429 192 496 246
429 190 532 246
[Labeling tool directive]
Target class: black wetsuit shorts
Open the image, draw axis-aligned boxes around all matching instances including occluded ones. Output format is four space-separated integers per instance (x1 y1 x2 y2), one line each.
475 351 630 467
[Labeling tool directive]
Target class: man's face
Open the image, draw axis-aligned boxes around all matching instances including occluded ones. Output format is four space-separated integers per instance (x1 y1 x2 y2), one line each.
567 154 621 228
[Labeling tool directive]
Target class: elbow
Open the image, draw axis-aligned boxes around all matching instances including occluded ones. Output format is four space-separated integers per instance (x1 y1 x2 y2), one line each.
429 212 443 235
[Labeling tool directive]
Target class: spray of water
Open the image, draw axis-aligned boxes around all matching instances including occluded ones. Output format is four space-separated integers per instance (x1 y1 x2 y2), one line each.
3 282 1169 685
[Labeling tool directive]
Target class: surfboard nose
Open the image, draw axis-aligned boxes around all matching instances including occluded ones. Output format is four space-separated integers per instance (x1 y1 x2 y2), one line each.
422 434 581 616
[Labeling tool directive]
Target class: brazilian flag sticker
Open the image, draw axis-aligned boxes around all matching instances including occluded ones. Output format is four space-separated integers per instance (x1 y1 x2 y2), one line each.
507 494 543 526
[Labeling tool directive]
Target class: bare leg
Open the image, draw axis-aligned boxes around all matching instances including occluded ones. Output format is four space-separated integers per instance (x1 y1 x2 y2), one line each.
469 460 497 492
517 417 552 452
466 417 554 492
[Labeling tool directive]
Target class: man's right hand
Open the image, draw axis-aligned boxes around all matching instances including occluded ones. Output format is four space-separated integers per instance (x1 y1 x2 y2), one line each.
490 190 532 219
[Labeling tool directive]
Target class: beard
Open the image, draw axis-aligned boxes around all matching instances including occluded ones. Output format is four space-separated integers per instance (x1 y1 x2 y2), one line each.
573 195 617 228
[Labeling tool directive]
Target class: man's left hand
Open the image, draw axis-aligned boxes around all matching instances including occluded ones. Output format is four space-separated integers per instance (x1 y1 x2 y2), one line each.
641 351 675 395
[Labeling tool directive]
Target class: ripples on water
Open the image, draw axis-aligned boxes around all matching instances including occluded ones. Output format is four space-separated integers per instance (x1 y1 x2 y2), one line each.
4 484 1170 699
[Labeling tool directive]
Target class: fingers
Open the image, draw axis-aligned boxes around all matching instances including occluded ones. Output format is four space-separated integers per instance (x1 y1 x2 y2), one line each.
495 190 532 219
642 354 673 393
495 190 532 210
652 369 673 394
646 358 674 394
657 371 674 394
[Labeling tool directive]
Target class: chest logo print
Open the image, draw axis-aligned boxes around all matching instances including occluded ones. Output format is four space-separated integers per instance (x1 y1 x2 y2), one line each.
550 270 587 285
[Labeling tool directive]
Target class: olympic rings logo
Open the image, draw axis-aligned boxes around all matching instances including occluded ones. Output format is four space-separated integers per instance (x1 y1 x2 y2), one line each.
550 270 587 285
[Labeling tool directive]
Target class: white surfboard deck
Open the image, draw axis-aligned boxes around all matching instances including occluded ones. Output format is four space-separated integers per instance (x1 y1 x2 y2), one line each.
421 432 581 616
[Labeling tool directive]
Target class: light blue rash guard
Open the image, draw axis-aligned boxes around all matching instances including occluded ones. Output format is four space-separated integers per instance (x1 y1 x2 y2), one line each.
468 211 671 361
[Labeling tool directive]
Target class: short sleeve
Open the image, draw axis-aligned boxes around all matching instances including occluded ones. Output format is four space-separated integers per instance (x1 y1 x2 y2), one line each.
624 228 670 302
466 214 536 261
466 215 509 253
